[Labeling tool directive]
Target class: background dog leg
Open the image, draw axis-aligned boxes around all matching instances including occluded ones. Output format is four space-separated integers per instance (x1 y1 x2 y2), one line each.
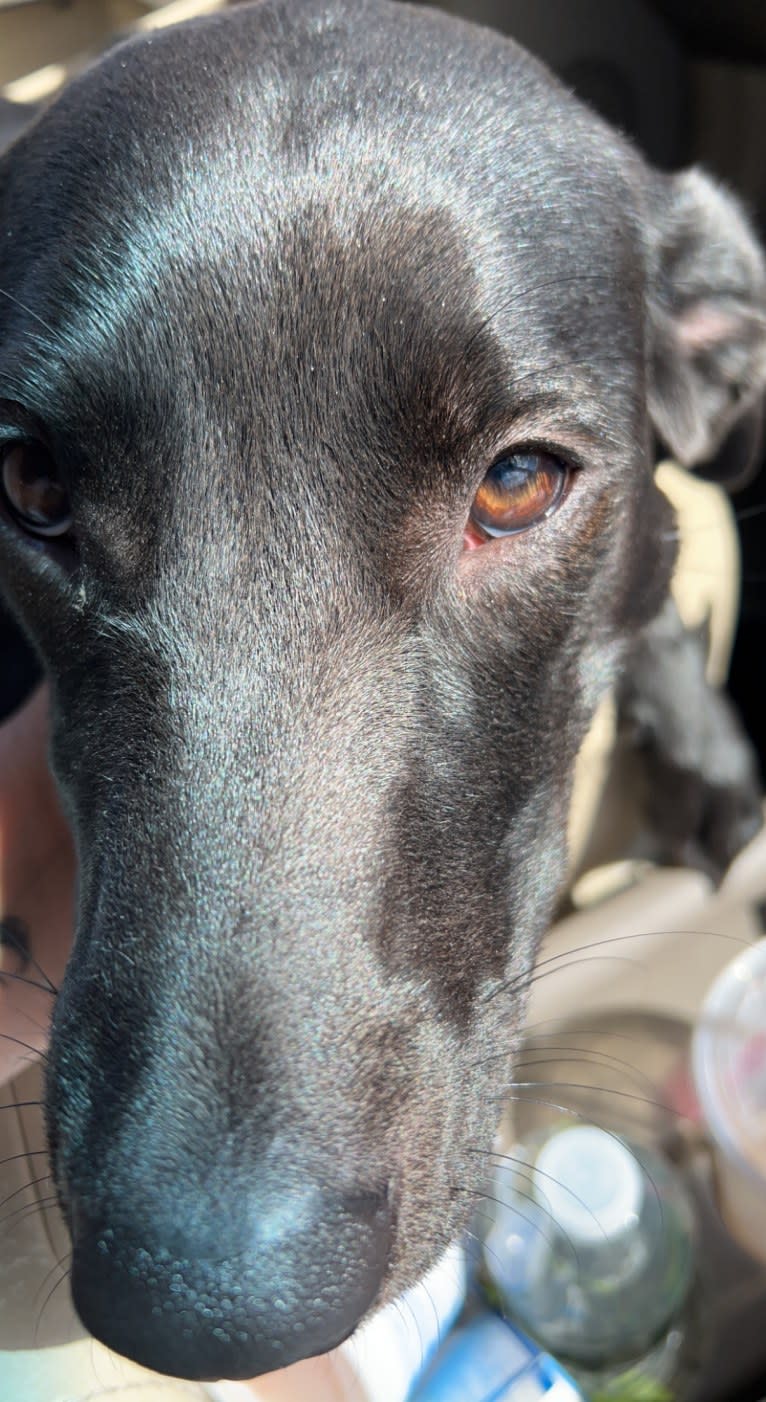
617 596 763 882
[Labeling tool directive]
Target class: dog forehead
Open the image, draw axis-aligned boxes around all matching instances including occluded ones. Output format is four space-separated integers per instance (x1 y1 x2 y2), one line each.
1 0 637 293
0 0 646 524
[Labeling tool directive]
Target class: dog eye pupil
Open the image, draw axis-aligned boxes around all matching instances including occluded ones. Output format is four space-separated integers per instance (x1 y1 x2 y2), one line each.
469 452 568 539
0 441 72 539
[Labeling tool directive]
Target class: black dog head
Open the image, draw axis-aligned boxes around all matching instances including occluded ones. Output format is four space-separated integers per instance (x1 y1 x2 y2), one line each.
0 0 764 1381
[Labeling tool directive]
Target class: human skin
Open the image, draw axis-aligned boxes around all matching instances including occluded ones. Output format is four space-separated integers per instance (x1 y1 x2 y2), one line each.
0 686 75 1085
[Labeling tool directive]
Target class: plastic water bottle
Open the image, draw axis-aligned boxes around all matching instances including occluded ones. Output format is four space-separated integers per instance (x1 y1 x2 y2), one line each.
477 1123 696 1399
409 1311 585 1402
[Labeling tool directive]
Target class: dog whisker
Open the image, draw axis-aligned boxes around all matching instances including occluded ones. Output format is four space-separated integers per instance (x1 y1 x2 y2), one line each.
0 967 58 996
0 1170 53 1217
498 1091 665 1216
483 926 751 1009
0 930 59 998
470 1042 667 1111
34 1258 72 1347
0 923 58 1052
9 1009 54 1041
418 1276 445 1357
513 1073 684 1140
484 1156 592 1251
484 951 644 1012
523 1021 670 1046
0 1032 49 1061
33 1244 72 1316
467 1145 611 1246
451 1183 559 1254
509 1077 676 1119
395 1290 427 1376
457 1216 517 1292
0 1147 48 1172
0 1193 60 1233
510 1048 668 1103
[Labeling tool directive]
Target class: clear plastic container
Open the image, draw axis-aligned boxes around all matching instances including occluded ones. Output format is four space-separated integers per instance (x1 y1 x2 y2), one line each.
476 1123 696 1392
692 936 766 1264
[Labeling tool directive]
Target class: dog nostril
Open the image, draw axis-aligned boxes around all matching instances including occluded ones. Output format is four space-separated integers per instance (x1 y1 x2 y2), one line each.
68 1184 392 1380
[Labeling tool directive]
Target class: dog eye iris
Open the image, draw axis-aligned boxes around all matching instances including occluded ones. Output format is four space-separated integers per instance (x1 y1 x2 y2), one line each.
469 453 567 539
1 441 71 538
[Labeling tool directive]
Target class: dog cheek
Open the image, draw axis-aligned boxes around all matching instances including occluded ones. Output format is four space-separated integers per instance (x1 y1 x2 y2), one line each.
377 1026 507 1297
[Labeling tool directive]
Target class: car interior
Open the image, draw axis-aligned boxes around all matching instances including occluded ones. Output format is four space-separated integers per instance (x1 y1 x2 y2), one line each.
1 2 766 1401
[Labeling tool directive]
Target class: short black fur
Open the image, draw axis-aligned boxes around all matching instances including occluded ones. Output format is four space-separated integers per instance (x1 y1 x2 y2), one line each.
0 0 764 1381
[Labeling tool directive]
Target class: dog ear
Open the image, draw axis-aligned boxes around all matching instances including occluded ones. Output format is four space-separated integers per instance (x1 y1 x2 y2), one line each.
646 167 766 484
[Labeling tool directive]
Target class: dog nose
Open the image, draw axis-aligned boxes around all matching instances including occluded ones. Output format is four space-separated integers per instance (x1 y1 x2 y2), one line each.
68 1181 392 1379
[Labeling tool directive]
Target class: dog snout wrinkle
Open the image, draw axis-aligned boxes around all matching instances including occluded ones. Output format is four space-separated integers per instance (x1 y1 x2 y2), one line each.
68 1180 392 1379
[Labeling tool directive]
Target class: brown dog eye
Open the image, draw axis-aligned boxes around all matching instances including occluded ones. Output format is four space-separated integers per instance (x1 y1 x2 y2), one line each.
0 441 72 539
468 452 568 540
